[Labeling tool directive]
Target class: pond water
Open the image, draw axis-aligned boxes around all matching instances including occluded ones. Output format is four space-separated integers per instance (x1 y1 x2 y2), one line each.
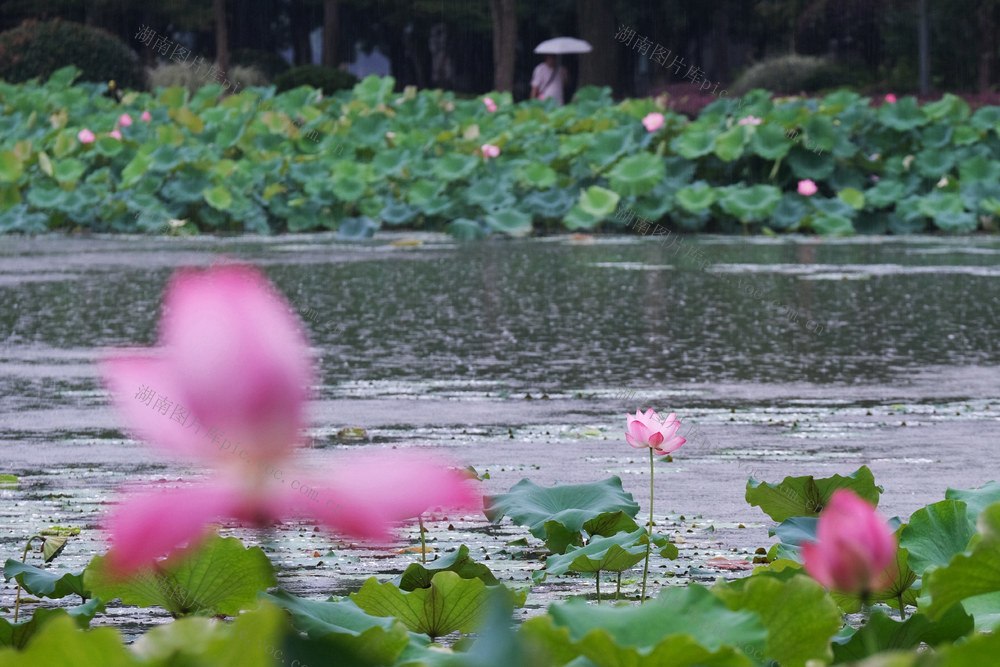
2 232 999 636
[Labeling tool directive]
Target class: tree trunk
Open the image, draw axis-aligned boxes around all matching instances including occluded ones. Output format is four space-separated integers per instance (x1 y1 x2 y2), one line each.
214 0 229 72
322 1 339 68
977 1 997 93
577 0 618 94
290 0 314 66
918 0 930 95
489 0 517 92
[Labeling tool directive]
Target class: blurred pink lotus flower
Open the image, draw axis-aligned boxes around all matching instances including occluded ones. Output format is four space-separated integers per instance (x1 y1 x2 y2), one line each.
109 130 122 140
100 266 478 575
483 97 498 112
625 409 686 456
802 489 897 595
798 179 818 196
884 94 897 104
641 112 665 132
481 143 500 159
77 129 95 144
141 111 152 122
118 113 133 127
738 116 762 126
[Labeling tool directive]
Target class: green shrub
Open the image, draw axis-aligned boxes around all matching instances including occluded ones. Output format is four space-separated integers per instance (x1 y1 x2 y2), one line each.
273 65 358 94
231 48 290 80
731 54 849 95
148 63 267 93
0 19 145 90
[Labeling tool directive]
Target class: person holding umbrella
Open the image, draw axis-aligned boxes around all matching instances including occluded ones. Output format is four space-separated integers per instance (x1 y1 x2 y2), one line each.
531 37 592 106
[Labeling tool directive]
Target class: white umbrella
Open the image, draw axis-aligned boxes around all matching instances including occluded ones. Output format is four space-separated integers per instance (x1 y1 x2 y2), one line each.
534 37 592 55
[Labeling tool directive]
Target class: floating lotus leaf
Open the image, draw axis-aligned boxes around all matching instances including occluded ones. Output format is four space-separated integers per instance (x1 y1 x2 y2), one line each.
879 97 928 131
540 528 674 579
718 185 781 221
810 214 855 236
746 466 883 523
608 153 665 197
484 477 640 553
397 545 498 590
485 209 532 236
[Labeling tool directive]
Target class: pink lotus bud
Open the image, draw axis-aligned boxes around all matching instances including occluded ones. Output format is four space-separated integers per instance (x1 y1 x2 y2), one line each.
738 116 762 126
118 113 133 127
802 489 897 595
481 143 501 159
797 179 818 196
109 130 123 140
884 94 897 104
641 112 665 133
77 129 96 144
141 111 152 122
625 409 686 456
484 97 498 113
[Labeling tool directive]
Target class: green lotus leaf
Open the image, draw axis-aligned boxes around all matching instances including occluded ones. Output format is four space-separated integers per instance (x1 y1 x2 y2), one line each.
713 125 747 162
769 194 811 229
159 85 187 109
746 466 883 523
802 114 835 152
970 105 1000 131
671 127 716 159
922 503 1000 621
3 561 87 599
336 216 379 239
353 74 396 107
584 127 633 170
933 210 978 233
332 177 366 201
516 162 558 189
959 155 1000 183
446 218 488 240
832 605 973 664
675 183 717 212
94 136 124 157
0 612 119 655
202 186 233 211
719 185 782 221
786 147 836 180
380 199 419 226
170 107 205 134
838 187 865 210
541 510 644 556
576 185 619 218
431 153 479 182
713 573 842 666
922 94 971 123
608 153 665 197
408 178 444 206
46 65 80 89
899 500 976 576
748 123 792 160
264 590 415 665
764 516 818 562
541 528 651 578
371 149 408 177
522 188 574 218
52 157 85 185
946 482 1000 530
485 209 533 236
878 97 928 131
398 545 498 590
811 213 855 236
351 571 490 639
922 124 953 149
917 192 964 218
83 534 275 616
120 153 152 189
0 151 23 183
484 477 640 553
914 149 956 178
865 179 909 209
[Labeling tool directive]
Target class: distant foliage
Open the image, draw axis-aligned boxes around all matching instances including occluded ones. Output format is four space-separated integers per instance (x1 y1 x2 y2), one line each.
731 54 851 96
274 65 358 94
231 48 290 81
0 19 145 90
148 63 267 93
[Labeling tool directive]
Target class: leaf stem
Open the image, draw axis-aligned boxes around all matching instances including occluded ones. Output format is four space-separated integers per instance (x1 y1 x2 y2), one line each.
419 515 426 564
640 448 654 604
898 593 907 620
596 570 601 604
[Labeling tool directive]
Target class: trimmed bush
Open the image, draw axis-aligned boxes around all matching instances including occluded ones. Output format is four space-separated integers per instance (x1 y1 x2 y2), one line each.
148 63 267 93
0 19 145 90
231 48 290 80
731 54 850 96
273 65 358 94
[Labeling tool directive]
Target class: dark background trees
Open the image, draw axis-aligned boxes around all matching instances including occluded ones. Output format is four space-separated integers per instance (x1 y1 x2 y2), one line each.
1 0 998 98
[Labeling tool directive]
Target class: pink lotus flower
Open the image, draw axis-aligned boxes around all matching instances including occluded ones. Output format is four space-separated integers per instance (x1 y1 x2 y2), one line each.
641 112 665 133
625 409 686 456
100 266 478 575
141 111 152 122
118 113 133 127
802 489 897 595
109 130 122 140
884 94 897 104
481 143 500 159
77 129 95 144
738 116 762 126
484 97 498 113
797 179 818 196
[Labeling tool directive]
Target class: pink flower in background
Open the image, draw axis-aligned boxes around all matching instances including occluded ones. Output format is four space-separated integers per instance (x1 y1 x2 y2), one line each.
100 266 478 575
884 94 897 104
483 97 498 112
871 175 880 183
625 409 686 456
641 112 665 132
802 489 897 594
141 111 152 122
109 130 122 140
738 116 762 126
481 143 501 159
77 129 95 144
798 179 818 196
118 113 133 127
